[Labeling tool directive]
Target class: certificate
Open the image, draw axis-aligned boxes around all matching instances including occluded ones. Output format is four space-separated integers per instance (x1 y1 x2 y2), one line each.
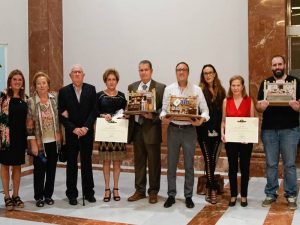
225 117 259 143
95 118 129 143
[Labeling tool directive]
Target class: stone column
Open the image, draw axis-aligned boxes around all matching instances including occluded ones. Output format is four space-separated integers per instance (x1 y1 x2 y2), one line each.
248 0 286 176
28 0 63 93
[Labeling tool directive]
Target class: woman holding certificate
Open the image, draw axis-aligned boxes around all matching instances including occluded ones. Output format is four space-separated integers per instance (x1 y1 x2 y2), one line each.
221 75 255 207
197 64 226 204
96 69 127 202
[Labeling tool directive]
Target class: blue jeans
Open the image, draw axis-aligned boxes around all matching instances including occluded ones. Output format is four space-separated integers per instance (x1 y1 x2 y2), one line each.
262 127 299 199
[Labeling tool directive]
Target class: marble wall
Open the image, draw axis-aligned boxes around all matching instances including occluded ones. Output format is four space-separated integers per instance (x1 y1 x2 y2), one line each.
249 0 287 102
248 0 286 176
28 0 63 93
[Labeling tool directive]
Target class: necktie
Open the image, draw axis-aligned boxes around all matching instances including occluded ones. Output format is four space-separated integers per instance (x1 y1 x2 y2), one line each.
138 84 148 124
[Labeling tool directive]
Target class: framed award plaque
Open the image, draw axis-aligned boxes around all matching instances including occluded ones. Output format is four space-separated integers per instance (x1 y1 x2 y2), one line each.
263 79 296 106
166 95 201 121
124 89 156 115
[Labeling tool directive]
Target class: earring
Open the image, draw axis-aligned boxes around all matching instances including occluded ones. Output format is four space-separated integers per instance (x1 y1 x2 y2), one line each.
9 86 12 89
21 87 24 89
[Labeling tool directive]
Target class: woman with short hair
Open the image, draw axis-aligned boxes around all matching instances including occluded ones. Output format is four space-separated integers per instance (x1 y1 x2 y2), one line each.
96 68 127 202
27 71 61 207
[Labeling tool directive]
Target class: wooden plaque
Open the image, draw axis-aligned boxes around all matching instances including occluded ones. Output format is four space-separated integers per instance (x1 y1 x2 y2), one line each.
263 79 296 106
166 95 199 121
125 89 156 114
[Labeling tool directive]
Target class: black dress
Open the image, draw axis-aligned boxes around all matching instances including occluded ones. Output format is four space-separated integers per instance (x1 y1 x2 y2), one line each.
96 91 127 160
0 98 27 165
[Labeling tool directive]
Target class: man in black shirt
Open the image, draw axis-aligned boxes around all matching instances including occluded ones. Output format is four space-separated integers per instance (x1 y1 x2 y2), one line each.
256 55 300 210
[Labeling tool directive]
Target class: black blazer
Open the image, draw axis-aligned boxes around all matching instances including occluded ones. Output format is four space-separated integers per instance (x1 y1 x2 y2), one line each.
58 83 96 142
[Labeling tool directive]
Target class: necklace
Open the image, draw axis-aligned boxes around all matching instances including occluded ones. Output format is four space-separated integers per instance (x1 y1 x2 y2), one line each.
40 101 50 111
104 89 117 96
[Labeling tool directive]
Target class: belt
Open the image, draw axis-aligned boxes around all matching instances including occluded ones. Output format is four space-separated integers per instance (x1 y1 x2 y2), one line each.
169 122 193 129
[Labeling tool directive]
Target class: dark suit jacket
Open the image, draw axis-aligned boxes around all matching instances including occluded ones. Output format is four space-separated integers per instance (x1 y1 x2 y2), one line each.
127 79 166 144
58 83 96 146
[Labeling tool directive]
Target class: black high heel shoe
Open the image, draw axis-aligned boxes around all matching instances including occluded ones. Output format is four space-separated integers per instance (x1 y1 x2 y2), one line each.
113 188 121 201
103 189 111 202
228 197 237 207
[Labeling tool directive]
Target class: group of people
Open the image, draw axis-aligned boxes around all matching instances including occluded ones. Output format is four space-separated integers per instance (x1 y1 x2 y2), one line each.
0 55 298 212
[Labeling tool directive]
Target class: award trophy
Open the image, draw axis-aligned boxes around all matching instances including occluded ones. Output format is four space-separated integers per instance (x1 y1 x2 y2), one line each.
166 95 202 121
263 79 296 106
124 88 156 114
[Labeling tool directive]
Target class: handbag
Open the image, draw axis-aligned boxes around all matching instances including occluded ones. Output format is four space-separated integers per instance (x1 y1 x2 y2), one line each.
197 174 224 195
58 144 68 162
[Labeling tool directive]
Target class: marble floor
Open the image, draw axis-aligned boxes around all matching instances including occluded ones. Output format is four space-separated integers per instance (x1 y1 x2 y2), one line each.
0 166 299 225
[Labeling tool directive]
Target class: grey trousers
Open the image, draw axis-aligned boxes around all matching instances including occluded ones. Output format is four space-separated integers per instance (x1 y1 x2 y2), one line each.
167 125 197 198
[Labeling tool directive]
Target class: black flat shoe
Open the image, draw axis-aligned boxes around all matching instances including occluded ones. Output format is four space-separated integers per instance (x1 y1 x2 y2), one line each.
164 196 175 208
45 198 54 205
86 196 96 203
185 197 195 208
36 199 44 207
113 188 121 201
241 198 248 207
103 189 111 202
69 198 78 205
228 197 237 207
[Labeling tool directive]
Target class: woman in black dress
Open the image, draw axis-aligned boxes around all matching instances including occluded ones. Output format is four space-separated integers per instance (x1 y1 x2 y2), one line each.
0 69 27 211
96 69 127 202
196 64 226 204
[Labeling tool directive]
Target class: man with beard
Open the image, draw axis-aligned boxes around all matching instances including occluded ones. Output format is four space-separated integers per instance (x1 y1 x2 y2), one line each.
256 55 300 210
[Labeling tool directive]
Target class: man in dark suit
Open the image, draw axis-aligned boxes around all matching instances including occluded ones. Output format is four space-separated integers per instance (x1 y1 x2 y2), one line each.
127 60 166 204
58 64 96 205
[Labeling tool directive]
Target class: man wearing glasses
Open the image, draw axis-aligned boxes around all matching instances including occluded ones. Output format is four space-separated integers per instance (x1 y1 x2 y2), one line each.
160 62 209 208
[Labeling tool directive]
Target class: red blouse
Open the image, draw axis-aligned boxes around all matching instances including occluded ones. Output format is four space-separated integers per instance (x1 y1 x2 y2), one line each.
226 96 252 117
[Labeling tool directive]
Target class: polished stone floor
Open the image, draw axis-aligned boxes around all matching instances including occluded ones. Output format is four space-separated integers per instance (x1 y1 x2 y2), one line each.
0 166 299 225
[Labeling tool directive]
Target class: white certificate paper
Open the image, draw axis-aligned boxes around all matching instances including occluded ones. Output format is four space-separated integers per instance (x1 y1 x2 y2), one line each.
95 118 129 143
225 117 259 143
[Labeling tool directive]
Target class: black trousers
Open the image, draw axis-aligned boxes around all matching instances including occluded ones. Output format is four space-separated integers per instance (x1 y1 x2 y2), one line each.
66 137 95 199
198 137 220 190
133 124 161 195
33 142 58 200
225 142 253 197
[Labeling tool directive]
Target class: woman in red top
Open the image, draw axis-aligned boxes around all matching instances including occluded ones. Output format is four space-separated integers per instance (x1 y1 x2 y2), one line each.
221 75 255 207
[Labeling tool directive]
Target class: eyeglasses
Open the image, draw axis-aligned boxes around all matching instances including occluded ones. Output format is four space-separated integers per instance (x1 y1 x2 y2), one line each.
203 71 215 76
176 68 188 72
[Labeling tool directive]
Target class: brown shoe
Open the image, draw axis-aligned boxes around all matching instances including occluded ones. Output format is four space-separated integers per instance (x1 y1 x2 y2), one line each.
127 192 146 202
149 193 158 204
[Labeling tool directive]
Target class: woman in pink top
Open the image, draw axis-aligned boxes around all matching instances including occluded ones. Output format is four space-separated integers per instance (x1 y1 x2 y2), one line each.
221 75 255 207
